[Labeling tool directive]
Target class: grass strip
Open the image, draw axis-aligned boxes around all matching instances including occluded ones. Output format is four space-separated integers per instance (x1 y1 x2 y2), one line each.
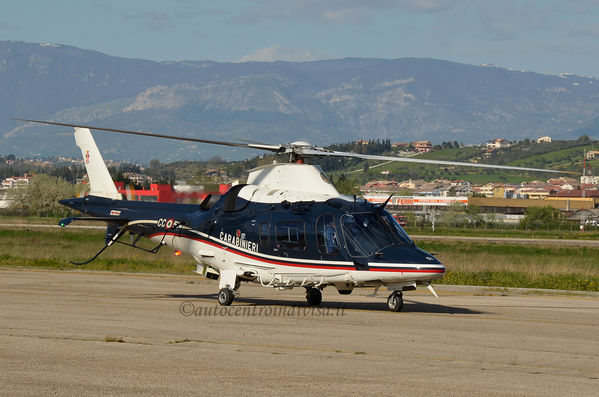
3 225 599 291
436 270 599 292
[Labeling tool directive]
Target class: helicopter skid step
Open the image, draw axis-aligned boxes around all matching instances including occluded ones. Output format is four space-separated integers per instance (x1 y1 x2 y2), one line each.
257 271 352 288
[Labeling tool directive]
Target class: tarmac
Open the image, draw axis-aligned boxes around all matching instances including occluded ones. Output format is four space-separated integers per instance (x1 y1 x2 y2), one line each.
1 268 598 396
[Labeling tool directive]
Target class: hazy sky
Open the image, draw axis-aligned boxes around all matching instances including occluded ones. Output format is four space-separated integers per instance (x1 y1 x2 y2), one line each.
1 0 599 77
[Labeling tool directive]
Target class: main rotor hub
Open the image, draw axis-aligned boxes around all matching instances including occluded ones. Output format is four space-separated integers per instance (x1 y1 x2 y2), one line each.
290 141 312 148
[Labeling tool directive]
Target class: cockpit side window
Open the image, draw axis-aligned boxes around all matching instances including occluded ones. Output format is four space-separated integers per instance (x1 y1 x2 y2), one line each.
275 220 306 251
316 214 340 255
259 222 270 248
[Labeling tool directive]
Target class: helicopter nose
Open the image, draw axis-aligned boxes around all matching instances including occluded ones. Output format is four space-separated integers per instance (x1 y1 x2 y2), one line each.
420 251 445 276
437 261 446 274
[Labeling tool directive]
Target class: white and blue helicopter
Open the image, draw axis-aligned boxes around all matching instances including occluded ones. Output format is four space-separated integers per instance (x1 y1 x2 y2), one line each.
17 119 568 311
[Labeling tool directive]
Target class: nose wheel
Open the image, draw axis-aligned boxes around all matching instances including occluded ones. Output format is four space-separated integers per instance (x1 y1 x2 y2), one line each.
387 291 403 312
218 288 236 306
305 287 322 306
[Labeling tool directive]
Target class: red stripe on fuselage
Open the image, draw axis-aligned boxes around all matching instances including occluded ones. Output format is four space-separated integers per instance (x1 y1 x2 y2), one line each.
150 232 445 273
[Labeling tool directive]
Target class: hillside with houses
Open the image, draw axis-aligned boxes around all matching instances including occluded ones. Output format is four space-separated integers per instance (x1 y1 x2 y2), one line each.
3 134 599 226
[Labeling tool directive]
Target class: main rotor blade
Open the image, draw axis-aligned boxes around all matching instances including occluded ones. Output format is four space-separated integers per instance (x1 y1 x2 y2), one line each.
14 118 576 174
298 148 574 174
14 119 286 153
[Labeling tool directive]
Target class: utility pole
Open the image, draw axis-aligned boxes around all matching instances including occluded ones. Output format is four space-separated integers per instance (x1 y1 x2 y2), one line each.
581 150 588 232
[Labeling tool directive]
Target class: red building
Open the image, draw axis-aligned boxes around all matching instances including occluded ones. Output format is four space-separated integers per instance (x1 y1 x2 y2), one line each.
113 182 230 203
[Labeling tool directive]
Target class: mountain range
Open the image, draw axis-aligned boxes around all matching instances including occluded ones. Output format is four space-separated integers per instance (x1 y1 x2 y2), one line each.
1 40 599 162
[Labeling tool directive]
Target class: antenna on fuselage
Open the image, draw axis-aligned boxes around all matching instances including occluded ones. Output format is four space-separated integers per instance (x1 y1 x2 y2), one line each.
382 194 393 209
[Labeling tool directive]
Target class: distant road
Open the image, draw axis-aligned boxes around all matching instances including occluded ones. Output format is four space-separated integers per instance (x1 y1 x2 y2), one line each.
412 234 599 246
2 222 599 246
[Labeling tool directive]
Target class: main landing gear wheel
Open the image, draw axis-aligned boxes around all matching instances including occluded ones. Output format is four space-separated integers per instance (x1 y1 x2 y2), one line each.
218 288 235 306
305 287 322 306
387 291 403 312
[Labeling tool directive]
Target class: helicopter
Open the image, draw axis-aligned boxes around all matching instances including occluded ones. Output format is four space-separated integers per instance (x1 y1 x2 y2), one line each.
16 119 569 311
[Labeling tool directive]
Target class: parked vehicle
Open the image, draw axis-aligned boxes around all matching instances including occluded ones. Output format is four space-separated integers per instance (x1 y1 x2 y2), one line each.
393 214 408 226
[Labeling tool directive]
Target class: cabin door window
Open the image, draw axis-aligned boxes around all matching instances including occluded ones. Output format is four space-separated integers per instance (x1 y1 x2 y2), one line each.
316 214 340 255
275 220 306 251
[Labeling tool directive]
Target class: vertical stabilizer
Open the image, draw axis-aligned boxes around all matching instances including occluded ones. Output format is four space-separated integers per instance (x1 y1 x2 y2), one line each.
74 128 121 200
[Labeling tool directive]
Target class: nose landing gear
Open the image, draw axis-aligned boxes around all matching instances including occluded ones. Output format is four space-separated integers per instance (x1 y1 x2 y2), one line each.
387 291 403 312
218 288 238 306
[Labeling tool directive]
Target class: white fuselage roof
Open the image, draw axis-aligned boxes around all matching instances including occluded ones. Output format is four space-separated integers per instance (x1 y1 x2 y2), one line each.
240 163 343 203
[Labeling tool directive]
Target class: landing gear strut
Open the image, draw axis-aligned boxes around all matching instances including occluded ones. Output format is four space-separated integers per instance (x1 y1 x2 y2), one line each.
218 288 236 306
305 287 322 306
217 269 239 306
387 291 403 312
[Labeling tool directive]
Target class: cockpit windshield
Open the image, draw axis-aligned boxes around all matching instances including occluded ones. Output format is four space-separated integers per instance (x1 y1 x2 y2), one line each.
341 211 413 257
381 212 413 246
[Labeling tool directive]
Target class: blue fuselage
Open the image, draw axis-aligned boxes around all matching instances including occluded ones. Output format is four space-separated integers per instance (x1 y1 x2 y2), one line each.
60 192 444 277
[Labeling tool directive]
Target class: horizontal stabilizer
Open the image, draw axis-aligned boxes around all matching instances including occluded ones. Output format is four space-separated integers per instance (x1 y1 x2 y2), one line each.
58 216 129 227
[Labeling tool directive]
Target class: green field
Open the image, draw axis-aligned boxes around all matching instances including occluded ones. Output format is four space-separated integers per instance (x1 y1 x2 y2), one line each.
404 226 599 240
1 223 598 292
417 239 599 292
0 228 196 274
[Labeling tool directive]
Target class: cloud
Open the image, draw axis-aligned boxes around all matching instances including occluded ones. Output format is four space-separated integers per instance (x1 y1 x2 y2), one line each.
0 21 18 31
91 2 112 12
398 0 460 13
559 21 599 38
124 4 221 33
237 0 463 25
569 0 599 13
477 2 554 40
125 11 177 32
236 45 339 62
321 8 368 23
